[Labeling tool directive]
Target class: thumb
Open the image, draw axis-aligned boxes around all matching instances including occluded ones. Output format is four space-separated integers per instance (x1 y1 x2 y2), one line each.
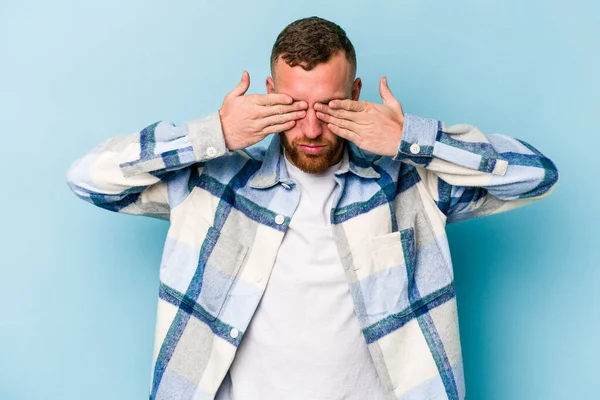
230 70 250 97
379 77 400 108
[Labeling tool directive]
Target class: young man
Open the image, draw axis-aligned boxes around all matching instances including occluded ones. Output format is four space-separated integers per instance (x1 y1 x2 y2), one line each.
66 16 558 400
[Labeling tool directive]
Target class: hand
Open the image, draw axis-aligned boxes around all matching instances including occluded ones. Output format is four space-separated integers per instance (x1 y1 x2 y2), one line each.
314 77 404 157
219 71 308 151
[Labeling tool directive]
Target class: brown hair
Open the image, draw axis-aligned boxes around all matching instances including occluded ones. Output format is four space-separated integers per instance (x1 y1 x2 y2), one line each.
270 16 357 80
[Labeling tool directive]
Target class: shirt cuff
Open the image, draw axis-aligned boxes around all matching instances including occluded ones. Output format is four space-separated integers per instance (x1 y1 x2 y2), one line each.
392 113 439 166
187 112 232 162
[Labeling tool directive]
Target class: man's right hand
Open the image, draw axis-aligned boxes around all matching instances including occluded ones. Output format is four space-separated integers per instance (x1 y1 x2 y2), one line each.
218 71 308 151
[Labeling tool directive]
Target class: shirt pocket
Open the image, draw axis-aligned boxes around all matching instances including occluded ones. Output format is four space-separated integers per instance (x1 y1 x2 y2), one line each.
354 209 453 322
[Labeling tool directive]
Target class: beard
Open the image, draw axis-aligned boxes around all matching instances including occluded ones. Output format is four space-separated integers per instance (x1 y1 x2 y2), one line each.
279 133 345 174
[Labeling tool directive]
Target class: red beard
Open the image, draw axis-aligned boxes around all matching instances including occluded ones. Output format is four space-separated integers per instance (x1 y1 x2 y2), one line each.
279 133 344 174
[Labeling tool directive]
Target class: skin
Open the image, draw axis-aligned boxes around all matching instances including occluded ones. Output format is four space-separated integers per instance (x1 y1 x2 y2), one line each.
314 77 406 159
219 51 406 174
218 72 308 151
266 52 361 173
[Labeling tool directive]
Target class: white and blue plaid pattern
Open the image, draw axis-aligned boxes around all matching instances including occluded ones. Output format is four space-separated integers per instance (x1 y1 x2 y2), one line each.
66 112 558 399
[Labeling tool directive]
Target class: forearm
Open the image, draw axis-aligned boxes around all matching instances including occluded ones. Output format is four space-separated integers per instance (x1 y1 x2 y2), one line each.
66 112 229 216
393 114 559 201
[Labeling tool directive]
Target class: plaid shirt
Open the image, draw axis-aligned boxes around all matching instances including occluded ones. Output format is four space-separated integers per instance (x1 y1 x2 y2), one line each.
66 111 558 399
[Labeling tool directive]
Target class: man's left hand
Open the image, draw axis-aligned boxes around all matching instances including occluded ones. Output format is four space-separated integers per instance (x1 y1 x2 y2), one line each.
315 77 404 157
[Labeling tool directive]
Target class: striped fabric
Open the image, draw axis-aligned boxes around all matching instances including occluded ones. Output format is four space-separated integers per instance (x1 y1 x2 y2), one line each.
66 112 558 399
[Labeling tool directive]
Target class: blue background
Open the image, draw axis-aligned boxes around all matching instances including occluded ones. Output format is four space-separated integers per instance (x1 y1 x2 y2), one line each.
1 0 598 399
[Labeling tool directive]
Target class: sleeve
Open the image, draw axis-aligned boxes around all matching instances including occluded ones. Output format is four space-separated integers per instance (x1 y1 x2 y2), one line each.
65 112 230 220
393 114 559 224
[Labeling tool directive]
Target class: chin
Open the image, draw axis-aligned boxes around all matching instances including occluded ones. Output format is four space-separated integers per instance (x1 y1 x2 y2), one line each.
290 154 333 174
279 132 345 174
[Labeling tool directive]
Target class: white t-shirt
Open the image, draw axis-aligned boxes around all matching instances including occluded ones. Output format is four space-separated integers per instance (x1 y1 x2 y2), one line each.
215 156 388 400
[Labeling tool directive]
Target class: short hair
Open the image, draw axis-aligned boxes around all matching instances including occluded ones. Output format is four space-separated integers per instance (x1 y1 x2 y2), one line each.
270 16 357 80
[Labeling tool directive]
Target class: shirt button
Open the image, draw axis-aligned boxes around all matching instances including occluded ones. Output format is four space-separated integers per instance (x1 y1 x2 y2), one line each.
274 214 285 225
410 143 421 155
230 328 239 339
206 146 217 158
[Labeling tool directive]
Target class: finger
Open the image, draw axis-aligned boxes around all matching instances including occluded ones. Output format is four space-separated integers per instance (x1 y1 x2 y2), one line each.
327 123 360 143
258 101 308 118
316 111 362 132
329 99 367 112
314 102 355 121
261 110 306 127
379 77 401 108
228 70 250 97
261 119 297 135
254 93 293 106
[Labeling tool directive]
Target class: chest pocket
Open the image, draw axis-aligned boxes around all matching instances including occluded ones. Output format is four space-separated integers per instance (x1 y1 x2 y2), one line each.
352 208 453 322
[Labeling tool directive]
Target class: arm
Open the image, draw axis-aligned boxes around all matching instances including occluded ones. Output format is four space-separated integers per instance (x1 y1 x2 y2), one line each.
65 113 228 220
66 71 308 219
315 77 558 224
393 114 558 223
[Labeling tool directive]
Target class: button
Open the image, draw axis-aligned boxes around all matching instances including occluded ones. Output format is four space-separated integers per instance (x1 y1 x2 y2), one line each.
409 143 421 155
274 214 285 225
206 146 217 158
230 328 239 339
281 183 291 189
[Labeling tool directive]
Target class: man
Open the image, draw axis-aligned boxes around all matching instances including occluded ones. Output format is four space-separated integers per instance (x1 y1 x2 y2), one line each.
66 16 558 400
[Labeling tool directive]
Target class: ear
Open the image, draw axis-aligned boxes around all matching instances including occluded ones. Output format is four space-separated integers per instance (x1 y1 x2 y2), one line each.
266 76 275 94
351 77 362 101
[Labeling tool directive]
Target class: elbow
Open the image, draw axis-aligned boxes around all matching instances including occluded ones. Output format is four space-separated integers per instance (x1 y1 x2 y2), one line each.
65 158 87 198
489 157 559 201
65 157 102 205
522 158 559 200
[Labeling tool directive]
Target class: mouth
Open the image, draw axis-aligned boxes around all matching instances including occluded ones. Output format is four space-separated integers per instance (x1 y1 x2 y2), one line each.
298 144 326 155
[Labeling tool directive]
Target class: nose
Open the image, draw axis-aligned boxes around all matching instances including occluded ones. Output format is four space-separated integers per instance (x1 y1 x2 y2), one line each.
300 108 323 139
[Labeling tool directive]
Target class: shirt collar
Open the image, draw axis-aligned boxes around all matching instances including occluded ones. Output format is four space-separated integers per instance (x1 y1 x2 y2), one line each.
248 135 380 189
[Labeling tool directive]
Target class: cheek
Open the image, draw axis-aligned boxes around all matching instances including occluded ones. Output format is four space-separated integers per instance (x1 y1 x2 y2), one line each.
322 127 341 143
281 127 301 143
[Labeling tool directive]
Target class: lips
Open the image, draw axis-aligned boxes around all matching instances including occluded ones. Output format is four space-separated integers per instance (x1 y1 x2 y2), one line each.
298 144 326 155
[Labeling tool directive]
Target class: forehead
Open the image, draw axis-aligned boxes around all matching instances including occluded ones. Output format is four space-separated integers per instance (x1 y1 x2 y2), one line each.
273 52 351 103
